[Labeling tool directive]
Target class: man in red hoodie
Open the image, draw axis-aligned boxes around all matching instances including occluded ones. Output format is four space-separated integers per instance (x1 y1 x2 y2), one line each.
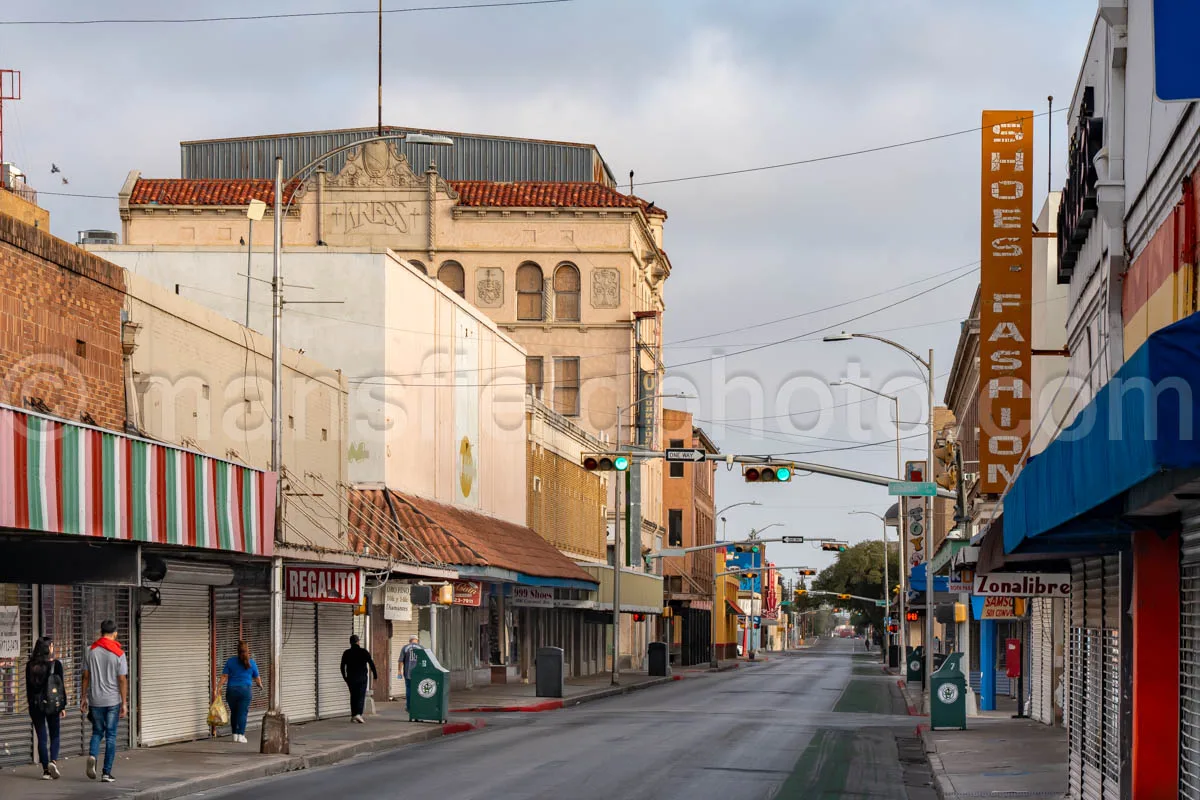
80 620 128 784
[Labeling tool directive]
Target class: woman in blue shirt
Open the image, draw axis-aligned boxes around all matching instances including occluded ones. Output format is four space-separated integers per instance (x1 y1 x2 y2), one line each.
215 641 264 743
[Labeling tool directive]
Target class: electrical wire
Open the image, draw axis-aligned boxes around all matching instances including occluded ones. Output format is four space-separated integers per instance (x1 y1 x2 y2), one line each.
0 0 578 26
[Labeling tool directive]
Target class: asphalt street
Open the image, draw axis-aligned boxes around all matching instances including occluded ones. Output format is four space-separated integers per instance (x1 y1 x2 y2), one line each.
186 639 931 800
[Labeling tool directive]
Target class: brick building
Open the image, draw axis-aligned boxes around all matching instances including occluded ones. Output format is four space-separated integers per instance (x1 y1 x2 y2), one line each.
0 213 125 430
661 408 719 666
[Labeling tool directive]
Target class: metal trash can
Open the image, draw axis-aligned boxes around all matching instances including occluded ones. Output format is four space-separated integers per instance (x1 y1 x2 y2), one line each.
930 652 967 730
407 647 450 723
888 644 901 669
906 646 925 687
536 646 565 698
647 641 669 677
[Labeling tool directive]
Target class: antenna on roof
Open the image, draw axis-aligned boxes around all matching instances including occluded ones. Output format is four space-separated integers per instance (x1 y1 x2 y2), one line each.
1046 95 1053 193
629 169 634 195
377 0 383 137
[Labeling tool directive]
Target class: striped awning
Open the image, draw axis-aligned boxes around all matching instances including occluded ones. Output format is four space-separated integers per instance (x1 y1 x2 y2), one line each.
0 404 276 555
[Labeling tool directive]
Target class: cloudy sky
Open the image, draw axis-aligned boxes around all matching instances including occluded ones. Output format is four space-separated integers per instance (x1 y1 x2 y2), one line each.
5 0 1097 572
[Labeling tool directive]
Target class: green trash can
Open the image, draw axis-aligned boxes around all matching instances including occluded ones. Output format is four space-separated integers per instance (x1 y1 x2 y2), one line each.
906 646 924 686
407 647 450 723
930 652 967 730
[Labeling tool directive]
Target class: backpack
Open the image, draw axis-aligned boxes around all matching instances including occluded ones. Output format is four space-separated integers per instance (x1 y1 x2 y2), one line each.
34 661 66 716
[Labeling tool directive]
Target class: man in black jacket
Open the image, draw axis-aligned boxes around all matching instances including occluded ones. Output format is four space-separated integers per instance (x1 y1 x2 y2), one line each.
340 635 378 723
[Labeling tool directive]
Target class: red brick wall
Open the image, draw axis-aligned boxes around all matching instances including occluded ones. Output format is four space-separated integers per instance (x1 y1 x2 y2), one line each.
0 214 126 431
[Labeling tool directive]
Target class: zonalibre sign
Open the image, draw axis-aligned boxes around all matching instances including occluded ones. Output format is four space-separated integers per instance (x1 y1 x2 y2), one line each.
973 572 1070 597
285 565 363 604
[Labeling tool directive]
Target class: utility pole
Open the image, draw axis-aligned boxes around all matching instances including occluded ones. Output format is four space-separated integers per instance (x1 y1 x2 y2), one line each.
262 156 289 754
925 347 936 712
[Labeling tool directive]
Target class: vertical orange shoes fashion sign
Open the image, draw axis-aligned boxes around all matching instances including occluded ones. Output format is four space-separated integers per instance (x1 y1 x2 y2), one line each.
979 111 1034 493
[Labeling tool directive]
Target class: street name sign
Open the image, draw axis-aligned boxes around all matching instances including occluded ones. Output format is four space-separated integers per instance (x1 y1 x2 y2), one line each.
665 448 706 462
973 572 1070 597
889 480 937 497
781 536 806 544
659 548 686 558
875 600 887 607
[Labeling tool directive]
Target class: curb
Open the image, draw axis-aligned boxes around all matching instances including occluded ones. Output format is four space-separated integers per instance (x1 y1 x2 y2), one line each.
450 675 678 714
127 720 484 800
898 679 920 716
916 725 953 800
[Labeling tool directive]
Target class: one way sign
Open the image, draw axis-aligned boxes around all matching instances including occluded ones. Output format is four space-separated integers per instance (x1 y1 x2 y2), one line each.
664 449 706 462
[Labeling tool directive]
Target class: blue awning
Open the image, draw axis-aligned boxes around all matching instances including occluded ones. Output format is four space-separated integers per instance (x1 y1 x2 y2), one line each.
908 563 950 593
1004 312 1200 553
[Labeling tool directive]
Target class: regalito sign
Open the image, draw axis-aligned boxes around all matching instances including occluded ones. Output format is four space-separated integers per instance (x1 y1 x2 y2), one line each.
979 110 1034 493
973 572 1070 597
285 565 363 604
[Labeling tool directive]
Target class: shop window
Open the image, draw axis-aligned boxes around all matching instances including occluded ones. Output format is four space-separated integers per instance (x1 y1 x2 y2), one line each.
517 263 544 321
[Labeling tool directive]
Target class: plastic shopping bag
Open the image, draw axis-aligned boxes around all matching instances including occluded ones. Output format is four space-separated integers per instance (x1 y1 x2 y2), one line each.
208 696 230 728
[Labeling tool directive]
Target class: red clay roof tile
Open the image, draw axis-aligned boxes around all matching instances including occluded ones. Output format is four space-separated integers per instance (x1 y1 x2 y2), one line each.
128 178 663 216
348 488 597 585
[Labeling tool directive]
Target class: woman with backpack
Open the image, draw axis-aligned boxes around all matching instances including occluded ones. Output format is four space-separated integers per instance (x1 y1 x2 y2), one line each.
215 640 263 743
27 636 67 780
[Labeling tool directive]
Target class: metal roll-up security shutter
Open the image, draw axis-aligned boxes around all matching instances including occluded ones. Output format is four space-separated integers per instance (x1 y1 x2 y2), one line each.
140 585 211 746
242 589 271 719
0 584 34 767
1067 558 1086 800
317 604 352 718
214 586 240 687
1031 598 1052 725
1100 555 1122 799
76 586 133 754
281 603 317 723
390 615 419 699
1181 509 1200 799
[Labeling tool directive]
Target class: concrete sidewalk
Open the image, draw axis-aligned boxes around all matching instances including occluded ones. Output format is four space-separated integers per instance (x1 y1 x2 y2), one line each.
0 702 482 800
921 715 1068 799
449 670 680 712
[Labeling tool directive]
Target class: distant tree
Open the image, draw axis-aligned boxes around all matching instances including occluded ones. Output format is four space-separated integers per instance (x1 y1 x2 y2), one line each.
812 540 901 627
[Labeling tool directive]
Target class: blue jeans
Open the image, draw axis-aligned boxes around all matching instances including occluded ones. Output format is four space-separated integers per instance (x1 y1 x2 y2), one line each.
29 709 60 768
89 705 119 775
226 685 252 735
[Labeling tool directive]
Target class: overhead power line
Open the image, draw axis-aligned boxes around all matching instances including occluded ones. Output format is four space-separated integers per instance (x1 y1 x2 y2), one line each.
637 107 1066 187
0 0 577 26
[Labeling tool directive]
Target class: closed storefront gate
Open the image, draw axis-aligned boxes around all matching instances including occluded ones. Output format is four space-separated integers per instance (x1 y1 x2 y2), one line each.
1030 597 1055 725
316 604 353 719
1067 555 1124 800
213 587 272 730
140 585 212 746
282 602 317 723
389 615 419 699
1180 509 1200 799
0 584 134 767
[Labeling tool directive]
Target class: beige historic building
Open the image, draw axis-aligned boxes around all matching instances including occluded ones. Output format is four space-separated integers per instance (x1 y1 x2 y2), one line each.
107 134 673 568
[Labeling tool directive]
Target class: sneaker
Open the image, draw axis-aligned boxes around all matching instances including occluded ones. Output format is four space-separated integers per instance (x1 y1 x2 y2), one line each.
353 715 364 723
48 762 60 780
86 756 97 780
101 773 115 783
41 770 52 780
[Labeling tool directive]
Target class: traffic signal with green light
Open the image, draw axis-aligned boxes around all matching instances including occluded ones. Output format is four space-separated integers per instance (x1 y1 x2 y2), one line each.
731 544 761 555
821 542 848 552
742 463 794 483
581 453 631 472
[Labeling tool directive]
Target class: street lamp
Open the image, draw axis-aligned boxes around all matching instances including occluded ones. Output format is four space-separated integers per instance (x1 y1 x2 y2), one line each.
849 510 899 663
709 501 760 668
261 131 454 751
611 391 693 686
825 330 935 711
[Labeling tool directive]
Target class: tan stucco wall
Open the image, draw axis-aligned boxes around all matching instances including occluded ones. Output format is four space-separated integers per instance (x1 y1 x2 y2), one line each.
123 271 349 551
0 189 50 229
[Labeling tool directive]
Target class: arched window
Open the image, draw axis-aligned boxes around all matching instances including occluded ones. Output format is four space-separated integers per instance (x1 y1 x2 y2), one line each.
408 259 427 275
553 263 581 322
438 261 465 298
516 262 544 321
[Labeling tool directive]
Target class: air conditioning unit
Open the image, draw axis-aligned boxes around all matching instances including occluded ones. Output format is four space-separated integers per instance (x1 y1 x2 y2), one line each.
78 229 119 245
